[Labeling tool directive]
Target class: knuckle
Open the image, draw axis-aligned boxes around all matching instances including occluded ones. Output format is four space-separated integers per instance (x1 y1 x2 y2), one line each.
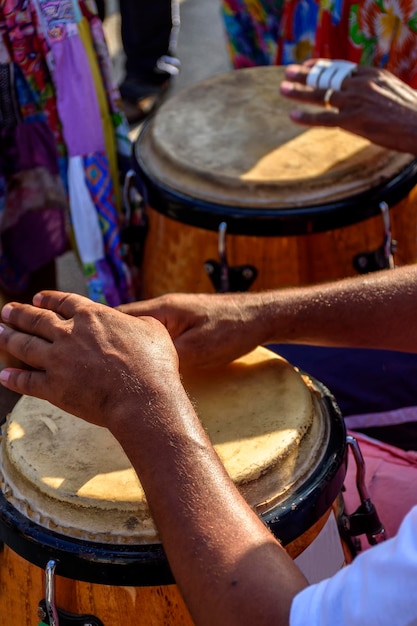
19 334 38 361
23 370 42 397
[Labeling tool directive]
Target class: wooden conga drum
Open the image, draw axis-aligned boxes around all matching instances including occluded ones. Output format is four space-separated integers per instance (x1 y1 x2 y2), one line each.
1 348 355 624
133 66 417 298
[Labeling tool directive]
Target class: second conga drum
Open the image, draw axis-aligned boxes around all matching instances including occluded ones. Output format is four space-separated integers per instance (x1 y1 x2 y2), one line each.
133 66 417 298
0 347 350 625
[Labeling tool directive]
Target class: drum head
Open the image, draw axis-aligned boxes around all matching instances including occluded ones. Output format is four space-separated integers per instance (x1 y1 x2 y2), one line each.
136 66 415 210
0 347 346 584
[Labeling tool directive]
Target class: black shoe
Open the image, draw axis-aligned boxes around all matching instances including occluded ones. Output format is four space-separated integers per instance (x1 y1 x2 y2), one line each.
119 74 171 124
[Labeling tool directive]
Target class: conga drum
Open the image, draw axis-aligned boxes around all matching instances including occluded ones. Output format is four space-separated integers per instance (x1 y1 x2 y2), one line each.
0 347 358 624
133 66 417 298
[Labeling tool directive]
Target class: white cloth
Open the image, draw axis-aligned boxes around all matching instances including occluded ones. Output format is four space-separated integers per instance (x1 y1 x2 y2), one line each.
290 505 417 626
306 59 357 90
68 155 105 264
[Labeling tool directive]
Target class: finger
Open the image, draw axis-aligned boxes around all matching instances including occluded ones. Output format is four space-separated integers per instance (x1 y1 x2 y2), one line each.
0 367 48 399
288 108 341 127
1 300 67 343
33 290 94 319
284 64 311 85
281 81 342 109
0 323 51 369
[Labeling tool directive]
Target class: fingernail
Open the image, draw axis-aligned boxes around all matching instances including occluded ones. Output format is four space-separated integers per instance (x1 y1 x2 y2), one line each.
33 293 43 306
290 110 303 121
280 81 292 94
285 67 298 79
1 304 13 322
0 369 10 383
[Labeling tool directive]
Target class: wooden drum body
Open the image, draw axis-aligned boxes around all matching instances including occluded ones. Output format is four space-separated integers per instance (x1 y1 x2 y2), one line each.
134 66 417 298
0 348 348 624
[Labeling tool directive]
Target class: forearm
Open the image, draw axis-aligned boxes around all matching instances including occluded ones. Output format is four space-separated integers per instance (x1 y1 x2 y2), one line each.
254 265 417 353
109 376 307 626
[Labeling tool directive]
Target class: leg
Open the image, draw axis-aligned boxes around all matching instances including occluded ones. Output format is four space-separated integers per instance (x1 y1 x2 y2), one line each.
95 0 105 21
118 0 180 122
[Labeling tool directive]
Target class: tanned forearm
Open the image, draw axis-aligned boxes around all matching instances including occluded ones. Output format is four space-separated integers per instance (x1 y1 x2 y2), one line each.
254 265 417 353
110 376 307 626
0 292 307 626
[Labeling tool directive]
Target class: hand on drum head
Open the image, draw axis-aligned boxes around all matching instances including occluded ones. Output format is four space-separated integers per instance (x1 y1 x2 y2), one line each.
0 291 180 431
118 291 268 370
279 59 417 155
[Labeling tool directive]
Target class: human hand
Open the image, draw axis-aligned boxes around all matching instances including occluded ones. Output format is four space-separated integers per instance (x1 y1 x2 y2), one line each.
118 292 267 370
0 291 180 431
280 59 417 155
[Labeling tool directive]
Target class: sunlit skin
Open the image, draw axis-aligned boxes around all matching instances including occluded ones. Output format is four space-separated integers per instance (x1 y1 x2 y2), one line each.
0 291 307 626
278 59 417 155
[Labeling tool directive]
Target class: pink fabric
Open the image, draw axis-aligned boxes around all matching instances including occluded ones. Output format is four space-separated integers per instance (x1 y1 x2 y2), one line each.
343 430 417 550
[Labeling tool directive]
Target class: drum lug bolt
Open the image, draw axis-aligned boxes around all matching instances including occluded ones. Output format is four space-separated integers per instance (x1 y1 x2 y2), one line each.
204 262 214 275
341 514 350 533
37 605 47 621
242 268 255 280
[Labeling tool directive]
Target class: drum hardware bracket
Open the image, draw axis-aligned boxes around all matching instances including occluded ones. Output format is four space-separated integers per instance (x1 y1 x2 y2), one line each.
353 201 397 274
205 259 258 293
342 436 386 547
121 169 149 268
205 221 258 292
38 560 104 626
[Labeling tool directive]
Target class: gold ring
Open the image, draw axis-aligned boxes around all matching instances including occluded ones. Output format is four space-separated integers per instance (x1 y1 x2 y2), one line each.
323 88 334 109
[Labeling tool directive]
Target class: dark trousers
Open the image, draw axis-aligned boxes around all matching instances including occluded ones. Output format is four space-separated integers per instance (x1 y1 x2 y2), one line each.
119 0 173 80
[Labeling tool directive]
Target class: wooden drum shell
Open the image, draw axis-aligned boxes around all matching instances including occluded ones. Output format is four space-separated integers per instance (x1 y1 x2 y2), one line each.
139 190 417 297
133 66 417 298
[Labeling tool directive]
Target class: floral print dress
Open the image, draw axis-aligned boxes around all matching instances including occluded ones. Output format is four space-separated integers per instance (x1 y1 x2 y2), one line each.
0 0 134 305
221 0 417 86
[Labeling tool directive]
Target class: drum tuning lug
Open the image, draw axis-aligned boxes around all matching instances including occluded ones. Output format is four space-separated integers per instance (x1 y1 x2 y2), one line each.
38 599 105 626
205 222 258 292
40 559 104 624
343 436 386 546
353 201 397 273
44 560 59 626
204 260 258 293
121 169 149 269
353 240 397 274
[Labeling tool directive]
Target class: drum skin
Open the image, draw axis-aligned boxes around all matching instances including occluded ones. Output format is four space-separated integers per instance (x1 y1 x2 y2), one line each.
133 66 417 298
0 377 348 625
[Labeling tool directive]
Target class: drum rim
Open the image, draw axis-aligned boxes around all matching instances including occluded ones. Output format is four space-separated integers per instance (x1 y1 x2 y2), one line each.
133 130 417 236
262 376 347 542
0 376 346 586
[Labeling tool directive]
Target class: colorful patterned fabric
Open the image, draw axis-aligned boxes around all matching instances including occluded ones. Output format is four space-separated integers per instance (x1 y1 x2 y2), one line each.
0 0 134 304
221 0 284 67
221 0 417 86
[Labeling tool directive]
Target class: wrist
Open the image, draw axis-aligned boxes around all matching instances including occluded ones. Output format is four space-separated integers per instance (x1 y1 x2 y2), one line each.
106 372 193 451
